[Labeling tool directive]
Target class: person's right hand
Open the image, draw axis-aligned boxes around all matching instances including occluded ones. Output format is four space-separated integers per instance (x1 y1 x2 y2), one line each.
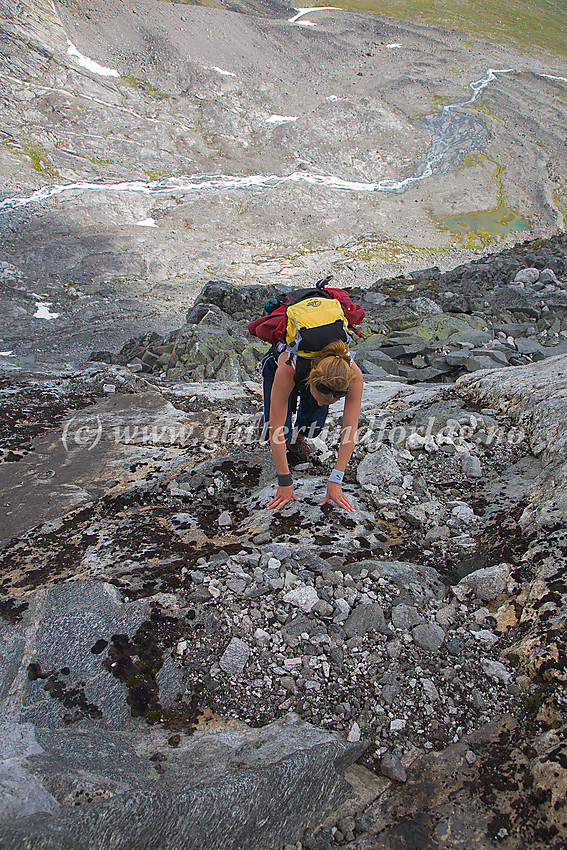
268 485 300 511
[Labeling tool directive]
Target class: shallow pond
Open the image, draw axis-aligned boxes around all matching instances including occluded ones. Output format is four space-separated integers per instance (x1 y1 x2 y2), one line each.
443 206 532 236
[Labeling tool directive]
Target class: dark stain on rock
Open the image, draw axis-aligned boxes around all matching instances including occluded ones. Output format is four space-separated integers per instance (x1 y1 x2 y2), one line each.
28 661 103 721
0 596 29 623
269 511 303 537
27 662 49 681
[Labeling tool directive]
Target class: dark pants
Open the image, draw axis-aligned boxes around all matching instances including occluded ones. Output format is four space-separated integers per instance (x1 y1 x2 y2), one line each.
261 351 329 442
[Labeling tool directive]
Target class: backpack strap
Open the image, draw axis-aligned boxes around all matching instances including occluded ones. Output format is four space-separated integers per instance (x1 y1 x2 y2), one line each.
287 354 312 414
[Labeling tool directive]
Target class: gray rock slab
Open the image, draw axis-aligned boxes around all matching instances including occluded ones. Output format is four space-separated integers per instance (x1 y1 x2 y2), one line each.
0 582 160 730
0 714 364 850
360 382 404 410
445 351 478 367
283 586 320 613
413 297 443 315
355 347 400 369
470 348 510 365
218 510 233 527
515 337 546 355
0 762 61 821
361 361 404 381
400 399 465 432
362 292 387 306
454 564 511 601
357 446 402 491
219 637 250 674
412 623 445 652
461 454 483 479
538 268 559 284
426 355 454 374
165 381 250 401
513 268 540 284
477 456 544 522
293 550 335 575
456 354 567 529
380 753 407 783
344 604 389 637
396 365 445 382
366 560 447 606
445 329 493 347
380 341 428 357
0 580 364 848
391 604 422 631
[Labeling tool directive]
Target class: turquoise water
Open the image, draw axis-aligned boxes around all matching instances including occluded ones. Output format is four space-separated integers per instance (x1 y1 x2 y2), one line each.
308 0 567 56
443 208 532 237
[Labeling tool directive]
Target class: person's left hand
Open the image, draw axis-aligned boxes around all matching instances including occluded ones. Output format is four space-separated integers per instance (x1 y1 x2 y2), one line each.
320 482 354 512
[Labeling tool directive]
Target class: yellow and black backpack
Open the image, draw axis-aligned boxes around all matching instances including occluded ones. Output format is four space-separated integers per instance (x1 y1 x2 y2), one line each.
248 275 363 357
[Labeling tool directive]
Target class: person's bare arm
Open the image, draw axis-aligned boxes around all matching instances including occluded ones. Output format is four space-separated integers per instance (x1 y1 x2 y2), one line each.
320 362 363 512
267 353 299 511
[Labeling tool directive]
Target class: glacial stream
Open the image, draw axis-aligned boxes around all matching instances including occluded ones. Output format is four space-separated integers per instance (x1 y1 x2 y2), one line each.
0 68 519 215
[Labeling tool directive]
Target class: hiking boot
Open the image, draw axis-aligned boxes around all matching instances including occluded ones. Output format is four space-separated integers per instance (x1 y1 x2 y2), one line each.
287 433 315 461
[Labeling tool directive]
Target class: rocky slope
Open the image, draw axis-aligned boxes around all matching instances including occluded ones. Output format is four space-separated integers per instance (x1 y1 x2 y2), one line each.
1 236 566 848
105 233 567 388
1 0 567 364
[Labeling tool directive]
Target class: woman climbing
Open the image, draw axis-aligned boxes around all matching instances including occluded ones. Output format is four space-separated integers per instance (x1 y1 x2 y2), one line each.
261 338 364 513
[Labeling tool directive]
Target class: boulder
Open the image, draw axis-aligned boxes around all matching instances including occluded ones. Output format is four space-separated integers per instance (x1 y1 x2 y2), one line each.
513 268 539 285
412 622 445 652
191 281 275 318
454 564 511 601
344 603 389 637
357 446 402 490
366 560 447 606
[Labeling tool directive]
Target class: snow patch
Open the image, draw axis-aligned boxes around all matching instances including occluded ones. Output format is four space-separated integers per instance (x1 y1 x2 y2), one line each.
67 41 119 77
135 218 158 227
540 73 567 85
210 66 237 77
33 302 59 320
266 115 300 125
386 43 403 48
288 6 341 24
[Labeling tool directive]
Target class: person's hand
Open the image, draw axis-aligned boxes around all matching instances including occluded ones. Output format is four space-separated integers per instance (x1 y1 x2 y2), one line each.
320 482 354 512
268 485 300 511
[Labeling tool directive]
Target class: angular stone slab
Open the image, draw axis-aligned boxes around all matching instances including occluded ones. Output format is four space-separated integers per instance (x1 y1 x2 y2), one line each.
0 712 363 850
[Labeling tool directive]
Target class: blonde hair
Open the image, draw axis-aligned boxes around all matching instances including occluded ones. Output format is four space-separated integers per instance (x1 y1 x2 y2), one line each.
306 340 355 392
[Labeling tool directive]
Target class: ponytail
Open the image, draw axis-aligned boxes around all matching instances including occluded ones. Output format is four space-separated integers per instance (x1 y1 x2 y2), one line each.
307 340 355 392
